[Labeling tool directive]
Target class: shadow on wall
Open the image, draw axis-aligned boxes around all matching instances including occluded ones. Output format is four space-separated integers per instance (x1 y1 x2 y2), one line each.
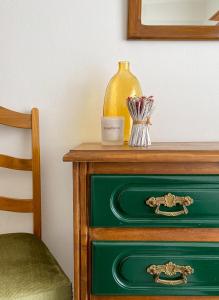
58 68 107 145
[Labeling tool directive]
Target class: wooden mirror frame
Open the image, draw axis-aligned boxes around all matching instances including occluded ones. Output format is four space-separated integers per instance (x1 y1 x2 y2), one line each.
128 0 219 40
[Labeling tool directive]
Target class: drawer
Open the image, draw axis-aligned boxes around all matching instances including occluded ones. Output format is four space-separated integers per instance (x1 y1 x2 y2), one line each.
92 241 219 296
91 175 219 227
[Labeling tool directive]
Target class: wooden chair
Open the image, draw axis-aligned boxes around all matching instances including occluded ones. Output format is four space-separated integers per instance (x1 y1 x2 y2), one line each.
0 107 72 300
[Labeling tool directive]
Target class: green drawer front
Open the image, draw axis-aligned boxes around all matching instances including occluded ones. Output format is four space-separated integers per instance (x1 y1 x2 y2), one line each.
91 175 219 227
92 241 219 296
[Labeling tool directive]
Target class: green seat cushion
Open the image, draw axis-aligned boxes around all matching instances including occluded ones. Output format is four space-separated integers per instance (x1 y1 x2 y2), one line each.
0 233 72 300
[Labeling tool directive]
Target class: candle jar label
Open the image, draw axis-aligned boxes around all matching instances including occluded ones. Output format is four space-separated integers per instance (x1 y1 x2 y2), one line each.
101 117 124 145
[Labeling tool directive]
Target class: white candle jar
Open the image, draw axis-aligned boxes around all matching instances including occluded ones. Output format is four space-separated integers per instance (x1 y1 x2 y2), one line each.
101 117 124 145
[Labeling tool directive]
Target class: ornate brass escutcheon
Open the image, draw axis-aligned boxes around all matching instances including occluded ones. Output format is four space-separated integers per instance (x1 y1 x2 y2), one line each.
145 193 193 217
147 261 194 286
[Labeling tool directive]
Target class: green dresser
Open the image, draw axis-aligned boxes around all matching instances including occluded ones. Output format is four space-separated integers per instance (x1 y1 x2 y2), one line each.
64 142 219 300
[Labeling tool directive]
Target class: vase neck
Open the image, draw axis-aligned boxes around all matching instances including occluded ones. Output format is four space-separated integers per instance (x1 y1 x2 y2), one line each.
118 61 130 72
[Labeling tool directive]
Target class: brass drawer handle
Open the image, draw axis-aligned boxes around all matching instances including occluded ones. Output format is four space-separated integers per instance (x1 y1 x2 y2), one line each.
145 193 193 217
147 261 194 286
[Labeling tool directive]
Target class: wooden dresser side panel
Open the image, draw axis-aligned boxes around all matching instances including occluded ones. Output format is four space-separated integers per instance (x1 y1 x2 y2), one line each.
79 162 89 300
73 163 80 300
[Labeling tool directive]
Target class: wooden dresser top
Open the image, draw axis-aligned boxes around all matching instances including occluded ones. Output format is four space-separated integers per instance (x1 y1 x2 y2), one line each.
63 142 219 163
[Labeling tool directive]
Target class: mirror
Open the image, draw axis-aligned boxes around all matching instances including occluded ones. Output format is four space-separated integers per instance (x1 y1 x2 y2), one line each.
128 0 219 40
141 0 219 26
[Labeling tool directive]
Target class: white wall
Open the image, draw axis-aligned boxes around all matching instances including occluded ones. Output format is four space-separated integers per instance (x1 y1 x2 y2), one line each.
0 0 219 279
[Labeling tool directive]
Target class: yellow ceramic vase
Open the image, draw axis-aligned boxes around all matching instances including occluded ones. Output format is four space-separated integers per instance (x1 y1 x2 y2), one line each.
103 61 142 142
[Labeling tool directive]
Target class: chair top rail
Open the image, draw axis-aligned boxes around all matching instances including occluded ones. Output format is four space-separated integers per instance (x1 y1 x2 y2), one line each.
0 154 32 171
0 106 32 129
0 196 33 213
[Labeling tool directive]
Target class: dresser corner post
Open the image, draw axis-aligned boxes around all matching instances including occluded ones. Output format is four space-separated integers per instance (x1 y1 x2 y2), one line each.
73 162 81 300
79 162 89 300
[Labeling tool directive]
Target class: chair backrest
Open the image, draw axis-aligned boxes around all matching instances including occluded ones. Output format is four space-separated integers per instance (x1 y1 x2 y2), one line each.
0 107 41 239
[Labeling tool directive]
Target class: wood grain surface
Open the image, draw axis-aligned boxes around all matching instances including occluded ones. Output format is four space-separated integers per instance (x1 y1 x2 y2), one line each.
0 106 31 128
90 228 219 242
31 108 41 239
73 163 80 300
63 142 219 163
0 196 33 212
0 154 32 171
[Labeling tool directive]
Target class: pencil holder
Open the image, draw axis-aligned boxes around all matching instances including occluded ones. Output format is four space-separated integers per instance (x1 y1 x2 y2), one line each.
127 96 154 147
